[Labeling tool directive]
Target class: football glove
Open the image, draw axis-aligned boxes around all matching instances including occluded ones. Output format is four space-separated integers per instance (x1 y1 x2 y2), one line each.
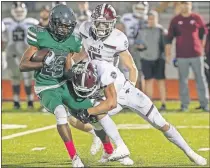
43 50 55 66
76 109 91 124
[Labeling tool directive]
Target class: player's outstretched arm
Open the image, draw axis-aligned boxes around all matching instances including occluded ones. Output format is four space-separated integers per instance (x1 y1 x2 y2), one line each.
19 46 44 72
88 83 117 115
119 50 138 86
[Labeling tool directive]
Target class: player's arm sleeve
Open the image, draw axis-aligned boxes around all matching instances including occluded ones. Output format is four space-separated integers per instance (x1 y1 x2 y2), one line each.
27 26 39 47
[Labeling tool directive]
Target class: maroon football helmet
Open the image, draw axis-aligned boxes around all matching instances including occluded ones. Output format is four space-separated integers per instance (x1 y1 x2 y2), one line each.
91 3 118 38
72 62 99 98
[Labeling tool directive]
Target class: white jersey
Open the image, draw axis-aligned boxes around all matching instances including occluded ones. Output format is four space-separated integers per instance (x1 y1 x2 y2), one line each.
90 59 166 130
91 60 126 94
2 17 39 46
120 13 146 45
79 21 129 67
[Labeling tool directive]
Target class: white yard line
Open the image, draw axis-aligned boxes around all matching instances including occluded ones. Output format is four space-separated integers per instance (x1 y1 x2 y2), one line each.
2 125 56 140
2 124 209 141
2 124 27 129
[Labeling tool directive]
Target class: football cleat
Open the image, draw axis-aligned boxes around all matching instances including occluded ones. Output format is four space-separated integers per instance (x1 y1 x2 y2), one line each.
72 154 84 168
90 136 102 155
99 151 134 166
187 150 207 166
118 157 134 166
108 144 130 161
98 151 110 163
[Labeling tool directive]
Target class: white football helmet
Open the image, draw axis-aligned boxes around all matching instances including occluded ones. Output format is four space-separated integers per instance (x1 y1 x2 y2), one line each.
133 2 149 18
72 62 99 98
91 3 118 38
11 2 27 21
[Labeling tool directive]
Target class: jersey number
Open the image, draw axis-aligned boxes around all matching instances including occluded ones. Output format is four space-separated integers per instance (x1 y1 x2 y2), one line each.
88 50 102 60
13 27 25 41
129 26 136 38
41 56 66 78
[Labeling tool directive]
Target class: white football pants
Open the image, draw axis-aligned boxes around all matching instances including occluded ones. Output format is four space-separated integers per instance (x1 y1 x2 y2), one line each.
94 81 167 129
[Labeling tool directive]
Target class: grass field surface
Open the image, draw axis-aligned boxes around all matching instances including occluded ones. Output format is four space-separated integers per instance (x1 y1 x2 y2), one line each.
2 101 210 167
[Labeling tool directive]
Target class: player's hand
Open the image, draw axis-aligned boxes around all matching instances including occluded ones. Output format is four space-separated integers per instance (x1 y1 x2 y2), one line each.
43 50 55 66
76 109 91 124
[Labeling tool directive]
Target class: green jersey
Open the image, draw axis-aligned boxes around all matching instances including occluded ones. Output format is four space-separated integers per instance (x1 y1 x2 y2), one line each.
27 25 81 90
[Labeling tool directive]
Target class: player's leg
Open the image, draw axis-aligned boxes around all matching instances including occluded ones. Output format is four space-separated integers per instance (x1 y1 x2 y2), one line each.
39 88 84 167
91 120 114 162
91 117 133 165
65 83 131 161
64 83 102 155
95 114 133 164
22 71 34 108
122 82 207 166
68 115 102 155
6 49 21 109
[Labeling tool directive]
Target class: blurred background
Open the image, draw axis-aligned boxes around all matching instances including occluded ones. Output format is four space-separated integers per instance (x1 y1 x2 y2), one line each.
1 1 210 110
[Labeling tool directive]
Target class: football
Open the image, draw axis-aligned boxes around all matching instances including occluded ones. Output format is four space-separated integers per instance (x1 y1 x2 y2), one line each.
30 48 50 62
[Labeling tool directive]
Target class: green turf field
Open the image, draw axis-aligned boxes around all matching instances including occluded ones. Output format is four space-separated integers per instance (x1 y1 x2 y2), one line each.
2 101 210 167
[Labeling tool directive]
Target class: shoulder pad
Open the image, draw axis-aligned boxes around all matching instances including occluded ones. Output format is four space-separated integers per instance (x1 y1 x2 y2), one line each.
79 21 91 39
2 17 14 26
27 25 46 47
120 13 133 22
104 29 129 52
24 18 39 25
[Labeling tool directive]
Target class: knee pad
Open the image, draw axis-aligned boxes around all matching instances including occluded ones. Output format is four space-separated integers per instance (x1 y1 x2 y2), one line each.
54 105 68 125
91 122 103 131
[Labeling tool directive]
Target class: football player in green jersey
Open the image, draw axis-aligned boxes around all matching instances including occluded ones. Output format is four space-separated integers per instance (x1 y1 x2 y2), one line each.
19 4 133 167
19 4 91 167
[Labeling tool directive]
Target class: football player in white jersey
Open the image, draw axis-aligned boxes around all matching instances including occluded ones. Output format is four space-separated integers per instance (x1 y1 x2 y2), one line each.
2 2 39 109
118 2 149 90
67 3 138 157
71 60 207 166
